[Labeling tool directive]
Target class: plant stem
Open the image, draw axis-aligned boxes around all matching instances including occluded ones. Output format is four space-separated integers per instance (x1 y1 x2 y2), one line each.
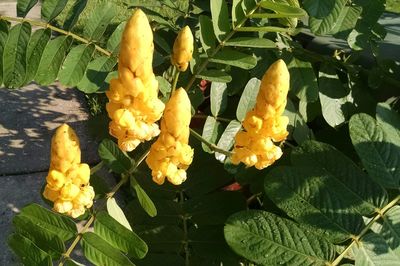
193 114 232 123
189 128 232 156
171 67 180 95
184 2 262 91
90 161 104 175
331 194 400 266
0 16 112 57
59 149 150 265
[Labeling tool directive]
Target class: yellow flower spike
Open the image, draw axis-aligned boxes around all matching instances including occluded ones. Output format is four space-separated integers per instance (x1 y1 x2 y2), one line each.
171 26 194 72
106 9 165 152
231 59 290 170
44 124 95 218
146 88 194 185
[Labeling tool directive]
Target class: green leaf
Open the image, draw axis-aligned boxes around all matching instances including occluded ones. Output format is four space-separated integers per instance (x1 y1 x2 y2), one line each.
350 113 400 189
259 1 307 17
35 35 72 85
265 166 364 242
215 120 242 162
284 98 314 144
3 22 31 88
8 233 52 266
353 232 400 265
77 56 117 93
376 103 400 146
332 6 362 39
107 22 127 56
131 176 157 217
107 197 133 231
59 44 95 87
379 206 400 257
286 55 318 102
291 140 388 214
13 215 65 259
224 210 335 265
0 20 10 85
304 0 345 35
81 232 135 266
24 28 51 85
210 82 228 116
83 2 118 41
94 211 148 259
199 15 216 55
19 203 76 241
210 0 230 42
318 64 352 127
17 0 38 17
63 0 88 30
225 37 276 48
41 0 68 22
196 70 232 83
232 0 245 27
210 49 257 70
201 116 223 153
236 77 261 122
98 138 132 174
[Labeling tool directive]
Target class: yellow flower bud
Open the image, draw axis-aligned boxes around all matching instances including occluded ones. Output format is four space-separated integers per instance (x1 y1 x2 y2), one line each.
171 26 194 72
68 163 91 186
53 200 73 214
60 182 80 201
43 185 60 202
46 170 66 190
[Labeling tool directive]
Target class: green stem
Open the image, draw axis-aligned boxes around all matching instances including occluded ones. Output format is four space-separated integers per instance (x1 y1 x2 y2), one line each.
189 128 232 156
0 15 112 57
171 67 180 95
184 1 262 91
193 114 232 123
331 194 400 266
90 161 104 175
59 149 150 265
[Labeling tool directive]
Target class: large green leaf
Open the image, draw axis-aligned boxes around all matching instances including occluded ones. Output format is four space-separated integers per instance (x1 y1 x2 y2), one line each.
224 210 335 265
17 0 38 17
94 211 148 259
378 206 400 257
13 215 65 259
284 98 314 144
81 232 135 266
24 28 51 85
286 55 318 102
232 0 245 27
318 64 352 127
210 49 257 70
265 166 364 242
41 0 68 22
0 20 10 86
201 116 223 153
332 6 362 39
59 44 95 87
83 2 118 41
63 0 88 30
131 176 157 217
35 35 72 85
291 140 388 214
353 232 400 265
199 15 216 55
215 120 242 162
210 0 230 41
376 103 400 146
3 22 31 88
107 22 127 56
98 138 132 174
236 77 261 122
225 37 276 48
350 113 400 189
19 203 76 241
8 233 52 266
259 1 306 17
210 82 228 116
77 56 117 93
107 197 133 231
196 70 232 83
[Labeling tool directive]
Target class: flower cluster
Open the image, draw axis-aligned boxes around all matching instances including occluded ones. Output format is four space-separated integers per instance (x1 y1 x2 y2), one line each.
146 88 194 185
231 59 290 169
43 124 94 218
106 9 165 152
171 26 194 72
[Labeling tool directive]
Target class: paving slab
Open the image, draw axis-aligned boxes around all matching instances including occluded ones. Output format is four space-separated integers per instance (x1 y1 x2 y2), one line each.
0 82 99 175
